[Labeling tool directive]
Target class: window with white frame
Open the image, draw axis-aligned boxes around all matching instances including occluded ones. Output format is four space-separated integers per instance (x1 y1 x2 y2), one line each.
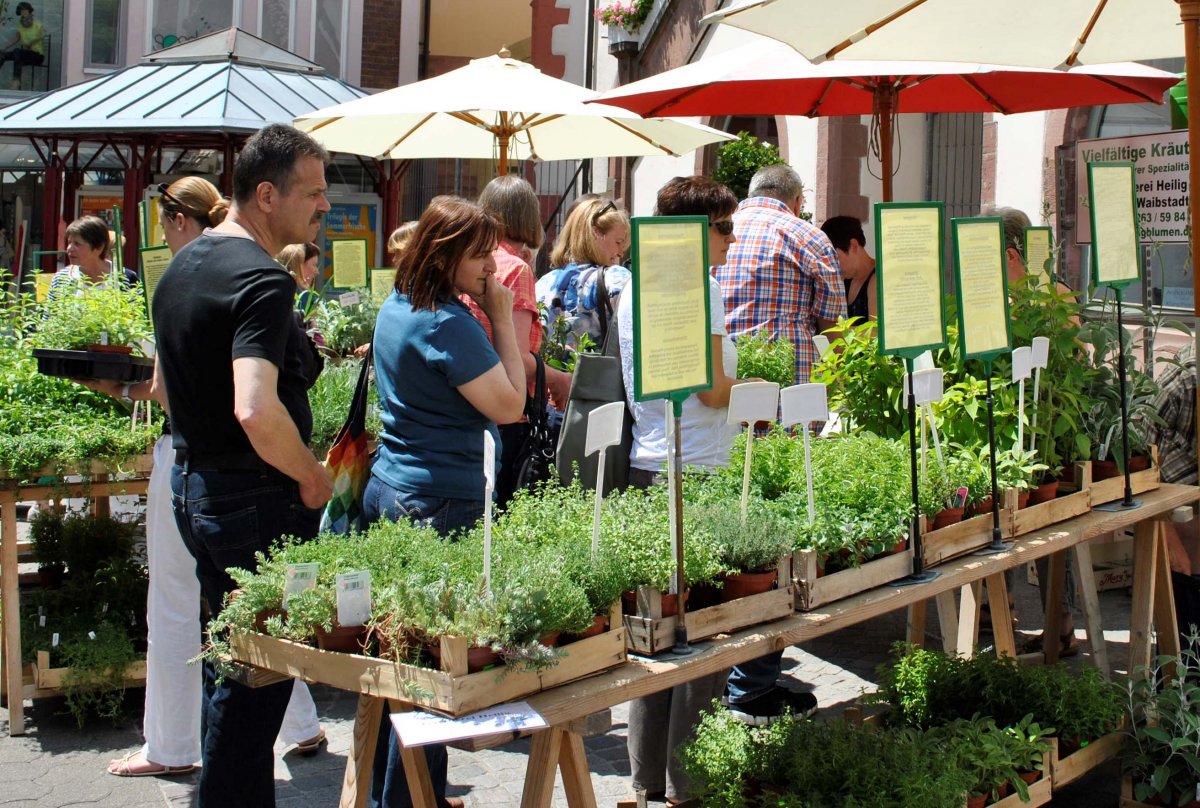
151 0 238 51
86 0 123 67
312 0 345 77
258 0 293 49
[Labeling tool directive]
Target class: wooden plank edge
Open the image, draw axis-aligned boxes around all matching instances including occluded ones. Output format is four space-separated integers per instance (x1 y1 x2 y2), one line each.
796 547 913 611
1048 731 1125 789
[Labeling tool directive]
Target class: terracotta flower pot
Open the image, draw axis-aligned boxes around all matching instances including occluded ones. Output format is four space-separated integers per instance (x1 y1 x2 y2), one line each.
253 607 284 633
966 794 988 808
1017 490 1031 509
427 643 499 673
973 496 995 518
931 506 965 529
687 582 722 610
538 630 561 648
1027 479 1059 505
1093 454 1150 481
1018 770 1041 786
622 589 687 617
315 622 369 653
86 343 133 354
719 568 778 602
890 538 907 555
564 615 607 643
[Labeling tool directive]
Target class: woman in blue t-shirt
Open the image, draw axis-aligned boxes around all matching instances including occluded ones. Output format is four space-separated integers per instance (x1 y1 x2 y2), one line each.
365 196 525 808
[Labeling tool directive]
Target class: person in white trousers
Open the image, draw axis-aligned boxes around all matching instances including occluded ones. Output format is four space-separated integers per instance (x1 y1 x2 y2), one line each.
76 177 324 777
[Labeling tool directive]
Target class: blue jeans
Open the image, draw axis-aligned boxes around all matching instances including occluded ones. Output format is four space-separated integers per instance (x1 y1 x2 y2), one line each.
364 473 483 808
171 463 322 808
725 652 784 705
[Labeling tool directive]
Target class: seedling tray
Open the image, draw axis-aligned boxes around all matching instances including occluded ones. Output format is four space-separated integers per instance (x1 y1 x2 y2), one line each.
228 603 626 717
32 348 154 383
623 558 794 656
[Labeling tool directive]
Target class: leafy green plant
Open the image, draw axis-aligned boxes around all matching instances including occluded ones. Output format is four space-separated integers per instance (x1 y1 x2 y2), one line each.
307 358 382 456
29 506 66 571
35 275 152 353
996 447 1049 493
712 132 787 202
812 317 907 438
538 303 596 373
313 296 378 357
689 501 792 573
59 622 140 727
735 333 795 387
1120 638 1200 806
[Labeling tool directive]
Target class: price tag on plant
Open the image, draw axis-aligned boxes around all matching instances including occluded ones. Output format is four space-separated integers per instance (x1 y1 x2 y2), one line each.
335 571 372 627
284 562 320 608
1011 345 1033 381
337 291 361 307
726 381 780 426
780 383 828 426
905 368 944 405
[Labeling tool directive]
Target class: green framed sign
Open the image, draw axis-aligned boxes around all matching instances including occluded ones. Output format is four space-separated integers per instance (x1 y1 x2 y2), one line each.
369 267 395 304
140 244 173 320
1087 162 1141 289
874 202 947 358
630 215 712 404
330 237 368 289
1023 226 1054 284
952 217 1011 361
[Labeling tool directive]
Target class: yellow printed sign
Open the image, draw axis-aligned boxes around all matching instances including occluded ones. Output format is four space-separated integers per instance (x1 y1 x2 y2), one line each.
331 239 368 289
370 268 395 305
632 218 711 401
876 205 945 354
954 219 1010 359
140 245 173 313
34 271 53 302
1088 163 1140 287
1024 228 1052 284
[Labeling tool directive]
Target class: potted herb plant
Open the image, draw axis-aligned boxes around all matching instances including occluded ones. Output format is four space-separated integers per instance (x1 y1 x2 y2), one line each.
688 502 792 602
29 506 66 588
32 276 154 382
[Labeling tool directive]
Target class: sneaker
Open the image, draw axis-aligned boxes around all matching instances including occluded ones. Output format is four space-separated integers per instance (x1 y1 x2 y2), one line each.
727 687 817 725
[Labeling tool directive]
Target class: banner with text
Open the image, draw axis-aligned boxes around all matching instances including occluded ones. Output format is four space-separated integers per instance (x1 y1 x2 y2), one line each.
1075 130 1189 244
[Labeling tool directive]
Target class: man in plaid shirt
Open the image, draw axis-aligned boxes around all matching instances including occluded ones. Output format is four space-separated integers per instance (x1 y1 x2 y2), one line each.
716 164 847 386
715 164 846 725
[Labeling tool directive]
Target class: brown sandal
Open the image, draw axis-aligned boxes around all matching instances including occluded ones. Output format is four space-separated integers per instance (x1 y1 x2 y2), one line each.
106 750 197 778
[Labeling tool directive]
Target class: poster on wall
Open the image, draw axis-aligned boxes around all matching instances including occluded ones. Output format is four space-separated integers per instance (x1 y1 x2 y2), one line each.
1075 130 1189 245
323 196 381 288
76 187 124 229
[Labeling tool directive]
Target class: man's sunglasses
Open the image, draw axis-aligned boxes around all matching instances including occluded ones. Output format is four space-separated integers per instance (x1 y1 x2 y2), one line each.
710 219 735 236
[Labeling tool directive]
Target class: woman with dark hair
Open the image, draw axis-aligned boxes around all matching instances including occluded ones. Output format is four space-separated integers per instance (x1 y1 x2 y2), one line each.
821 215 876 320
0 2 44 90
463 176 572 505
367 195 524 808
617 175 756 805
48 215 137 301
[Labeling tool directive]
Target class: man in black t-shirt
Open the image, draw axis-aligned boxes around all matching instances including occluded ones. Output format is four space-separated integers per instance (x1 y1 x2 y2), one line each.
152 124 333 807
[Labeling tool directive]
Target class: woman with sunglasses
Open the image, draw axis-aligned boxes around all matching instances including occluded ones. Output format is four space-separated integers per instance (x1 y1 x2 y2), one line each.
82 177 325 777
538 196 631 349
617 175 758 806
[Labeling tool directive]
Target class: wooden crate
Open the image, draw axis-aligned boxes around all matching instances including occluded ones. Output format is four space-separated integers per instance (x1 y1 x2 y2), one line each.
921 511 1008 567
1088 447 1161 506
1006 462 1093 538
793 546 913 611
32 650 147 691
1049 732 1124 790
987 750 1053 807
1119 776 1175 808
229 604 626 717
0 453 155 486
622 559 794 656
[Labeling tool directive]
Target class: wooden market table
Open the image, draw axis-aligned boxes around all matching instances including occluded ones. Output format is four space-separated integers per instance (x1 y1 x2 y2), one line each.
0 455 154 736
230 483 1198 808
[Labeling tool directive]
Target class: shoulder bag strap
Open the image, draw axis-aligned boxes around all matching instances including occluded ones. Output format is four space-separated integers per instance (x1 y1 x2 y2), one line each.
595 266 611 347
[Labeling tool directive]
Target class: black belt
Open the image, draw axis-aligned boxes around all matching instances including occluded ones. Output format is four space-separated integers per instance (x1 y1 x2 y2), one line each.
175 450 271 472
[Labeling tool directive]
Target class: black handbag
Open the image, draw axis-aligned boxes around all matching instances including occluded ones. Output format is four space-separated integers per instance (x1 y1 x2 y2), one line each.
512 352 556 493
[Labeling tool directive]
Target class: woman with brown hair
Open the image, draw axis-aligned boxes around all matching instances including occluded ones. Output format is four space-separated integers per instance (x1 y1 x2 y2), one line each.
366 195 524 807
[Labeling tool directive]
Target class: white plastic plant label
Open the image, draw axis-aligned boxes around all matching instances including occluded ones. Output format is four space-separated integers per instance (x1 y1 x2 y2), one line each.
88 631 96 640
585 400 625 457
780 383 828 427
483 430 496 489
726 381 780 426
812 334 831 357
39 614 45 627
1011 346 1033 382
51 633 59 647
284 562 320 608
913 350 934 372
905 368 945 405
336 571 372 627
338 291 361 307
1030 336 1050 369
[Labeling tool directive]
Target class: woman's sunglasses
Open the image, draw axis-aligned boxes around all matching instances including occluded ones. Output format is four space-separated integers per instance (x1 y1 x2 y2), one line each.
157 183 184 212
710 219 735 236
591 199 617 227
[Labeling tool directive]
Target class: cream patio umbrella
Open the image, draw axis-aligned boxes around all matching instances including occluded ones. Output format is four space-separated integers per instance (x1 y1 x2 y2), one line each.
294 50 734 174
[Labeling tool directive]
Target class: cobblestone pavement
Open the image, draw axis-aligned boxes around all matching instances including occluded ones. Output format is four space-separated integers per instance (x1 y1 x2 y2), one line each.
1 571 1138 807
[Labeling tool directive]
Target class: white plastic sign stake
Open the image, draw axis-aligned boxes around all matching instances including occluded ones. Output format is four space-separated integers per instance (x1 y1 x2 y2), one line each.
728 382 781 522
913 350 934 372
1012 346 1032 452
284 563 319 608
781 384 828 524
812 334 831 358
904 368 945 406
1029 336 1050 453
483 431 495 591
51 632 59 647
338 290 361 307
335 571 372 627
586 402 625 553
665 400 679 579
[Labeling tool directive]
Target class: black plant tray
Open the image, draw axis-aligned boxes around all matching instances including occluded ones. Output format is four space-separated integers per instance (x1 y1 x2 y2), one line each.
32 348 154 383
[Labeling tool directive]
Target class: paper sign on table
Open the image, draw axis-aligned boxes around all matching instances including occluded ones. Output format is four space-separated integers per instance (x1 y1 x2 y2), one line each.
284 563 319 607
780 383 828 427
335 571 372 627
1011 346 1033 382
585 401 625 456
726 382 780 426
391 701 548 748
